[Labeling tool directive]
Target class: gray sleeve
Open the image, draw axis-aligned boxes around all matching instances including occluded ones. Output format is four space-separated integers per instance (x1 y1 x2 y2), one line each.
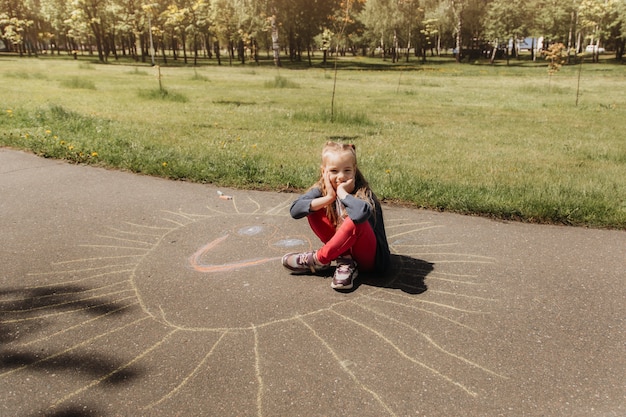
289 188 323 219
341 194 372 224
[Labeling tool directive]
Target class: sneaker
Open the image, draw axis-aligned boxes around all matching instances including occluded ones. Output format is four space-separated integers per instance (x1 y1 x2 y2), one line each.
331 258 358 290
282 251 330 274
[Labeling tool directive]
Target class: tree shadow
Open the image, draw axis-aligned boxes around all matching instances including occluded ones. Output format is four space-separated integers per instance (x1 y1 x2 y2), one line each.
349 254 434 294
0 284 142 392
38 405 103 417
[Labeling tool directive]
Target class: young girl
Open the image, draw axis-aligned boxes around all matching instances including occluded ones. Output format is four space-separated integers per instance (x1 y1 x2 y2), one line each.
282 142 391 290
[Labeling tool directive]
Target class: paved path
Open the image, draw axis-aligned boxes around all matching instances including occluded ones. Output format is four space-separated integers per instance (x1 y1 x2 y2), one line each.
1 148 624 417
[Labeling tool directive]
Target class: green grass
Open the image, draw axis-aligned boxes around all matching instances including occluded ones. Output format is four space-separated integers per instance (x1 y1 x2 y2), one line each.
1 55 625 229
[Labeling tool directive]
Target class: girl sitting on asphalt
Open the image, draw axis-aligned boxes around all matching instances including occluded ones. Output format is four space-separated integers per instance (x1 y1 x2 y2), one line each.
282 141 391 290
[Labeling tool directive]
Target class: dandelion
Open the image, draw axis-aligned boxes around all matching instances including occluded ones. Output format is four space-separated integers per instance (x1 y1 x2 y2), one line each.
91 152 98 157
68 145 74 151
252 144 257 149
54 135 58 140
6 109 13 117
23 133 29 139
45 130 52 135
385 169 391 175
60 140 66 145
162 162 168 167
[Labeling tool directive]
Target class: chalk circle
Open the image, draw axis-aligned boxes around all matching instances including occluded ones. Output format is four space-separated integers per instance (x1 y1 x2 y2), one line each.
133 215 366 330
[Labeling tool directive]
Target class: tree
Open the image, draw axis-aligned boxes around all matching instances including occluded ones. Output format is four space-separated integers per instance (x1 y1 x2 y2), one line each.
67 0 111 62
359 0 400 60
485 0 530 63
579 0 618 62
0 0 35 55
210 0 238 64
614 0 626 59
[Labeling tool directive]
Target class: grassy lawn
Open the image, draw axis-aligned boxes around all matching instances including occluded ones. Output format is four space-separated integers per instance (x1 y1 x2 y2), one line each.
1 54 625 229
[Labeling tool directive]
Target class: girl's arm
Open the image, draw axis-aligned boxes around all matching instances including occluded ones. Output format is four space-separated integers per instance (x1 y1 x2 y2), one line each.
290 188 326 219
340 194 372 224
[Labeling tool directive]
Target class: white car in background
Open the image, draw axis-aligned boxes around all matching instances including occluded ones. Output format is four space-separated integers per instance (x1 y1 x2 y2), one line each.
585 44 605 53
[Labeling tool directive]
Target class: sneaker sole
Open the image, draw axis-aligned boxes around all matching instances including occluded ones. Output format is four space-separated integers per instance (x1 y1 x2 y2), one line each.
281 254 330 274
331 269 358 290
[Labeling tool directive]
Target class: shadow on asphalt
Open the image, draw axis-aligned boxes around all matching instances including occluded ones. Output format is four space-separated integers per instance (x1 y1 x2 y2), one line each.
349 254 433 294
0 284 141 414
40 405 103 417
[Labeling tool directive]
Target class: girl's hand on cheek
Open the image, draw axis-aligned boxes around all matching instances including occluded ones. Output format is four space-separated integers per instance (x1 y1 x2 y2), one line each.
323 169 336 199
337 178 354 198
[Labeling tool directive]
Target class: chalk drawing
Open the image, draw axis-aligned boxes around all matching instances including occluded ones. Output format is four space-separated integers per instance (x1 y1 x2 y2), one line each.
0 193 507 417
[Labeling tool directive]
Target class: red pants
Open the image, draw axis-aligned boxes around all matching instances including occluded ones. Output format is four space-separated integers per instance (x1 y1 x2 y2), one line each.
307 210 377 271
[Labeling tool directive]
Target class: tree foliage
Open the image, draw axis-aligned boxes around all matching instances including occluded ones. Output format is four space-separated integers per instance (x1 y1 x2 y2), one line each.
1 0 624 63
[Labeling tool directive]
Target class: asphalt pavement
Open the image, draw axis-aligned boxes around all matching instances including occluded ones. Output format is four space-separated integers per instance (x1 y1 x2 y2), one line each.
1 148 624 417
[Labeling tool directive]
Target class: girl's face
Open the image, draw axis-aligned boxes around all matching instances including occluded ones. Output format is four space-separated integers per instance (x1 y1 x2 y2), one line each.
322 151 356 190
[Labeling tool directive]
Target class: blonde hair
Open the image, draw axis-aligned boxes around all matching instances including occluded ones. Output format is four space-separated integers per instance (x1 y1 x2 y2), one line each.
314 141 377 227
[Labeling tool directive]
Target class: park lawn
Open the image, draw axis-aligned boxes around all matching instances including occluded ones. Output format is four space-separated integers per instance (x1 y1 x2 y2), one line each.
1 54 625 229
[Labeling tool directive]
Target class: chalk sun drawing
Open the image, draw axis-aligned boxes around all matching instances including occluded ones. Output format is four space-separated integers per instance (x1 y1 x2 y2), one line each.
0 192 507 416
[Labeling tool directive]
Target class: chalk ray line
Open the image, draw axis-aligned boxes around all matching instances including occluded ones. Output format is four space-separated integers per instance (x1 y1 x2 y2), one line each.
328 309 478 397
0 316 151 378
143 331 228 409
392 243 458 248
428 270 480 278
25 269 134 288
27 264 136 276
247 196 262 214
53 255 143 265
386 222 433 229
421 259 494 265
353 302 508 379
252 324 264 417
429 289 499 302
0 295 137 324
231 196 242 214
388 225 444 240
161 218 187 227
375 290 487 314
264 198 293 216
384 217 417 223
297 315 398 416
120 222 174 231
92 234 156 247
161 210 200 221
407 252 497 261
105 227 163 238
0 280 131 306
362 294 478 333
0 288 136 314
204 205 232 216
15 302 139 348
78 244 152 251
425 275 483 285
49 328 179 410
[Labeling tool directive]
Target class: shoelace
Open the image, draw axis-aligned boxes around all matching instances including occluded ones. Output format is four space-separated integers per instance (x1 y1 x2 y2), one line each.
297 253 316 273
335 263 354 276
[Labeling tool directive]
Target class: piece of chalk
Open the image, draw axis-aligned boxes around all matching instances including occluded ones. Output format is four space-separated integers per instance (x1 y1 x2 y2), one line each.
219 195 233 200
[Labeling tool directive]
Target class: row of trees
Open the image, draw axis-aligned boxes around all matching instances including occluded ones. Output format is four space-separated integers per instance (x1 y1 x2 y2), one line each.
1 0 625 65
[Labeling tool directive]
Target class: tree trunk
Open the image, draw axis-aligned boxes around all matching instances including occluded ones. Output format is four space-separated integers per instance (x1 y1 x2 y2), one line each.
405 27 411 63
270 15 281 67
455 9 462 63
